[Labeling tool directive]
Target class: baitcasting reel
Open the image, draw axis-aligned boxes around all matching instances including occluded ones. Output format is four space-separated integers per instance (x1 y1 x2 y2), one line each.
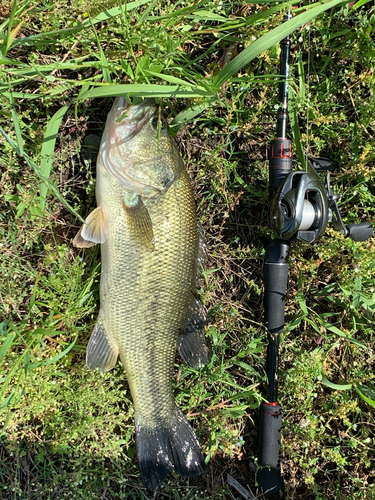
268 156 373 243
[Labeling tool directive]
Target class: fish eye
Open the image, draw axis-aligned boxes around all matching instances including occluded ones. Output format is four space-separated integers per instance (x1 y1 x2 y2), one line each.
151 116 167 130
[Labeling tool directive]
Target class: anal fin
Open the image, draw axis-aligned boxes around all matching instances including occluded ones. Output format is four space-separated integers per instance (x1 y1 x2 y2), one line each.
177 296 212 369
86 317 119 373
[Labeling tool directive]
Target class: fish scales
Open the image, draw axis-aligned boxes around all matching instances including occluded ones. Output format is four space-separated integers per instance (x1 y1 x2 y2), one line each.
103 169 197 421
74 97 210 490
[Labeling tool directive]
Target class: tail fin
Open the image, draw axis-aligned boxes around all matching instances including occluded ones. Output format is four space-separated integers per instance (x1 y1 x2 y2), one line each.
135 406 206 490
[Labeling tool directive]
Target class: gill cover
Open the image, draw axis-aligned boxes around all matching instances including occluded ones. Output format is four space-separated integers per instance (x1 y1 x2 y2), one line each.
99 97 177 197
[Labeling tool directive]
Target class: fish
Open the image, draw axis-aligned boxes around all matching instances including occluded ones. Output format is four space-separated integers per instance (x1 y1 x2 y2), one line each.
73 97 211 489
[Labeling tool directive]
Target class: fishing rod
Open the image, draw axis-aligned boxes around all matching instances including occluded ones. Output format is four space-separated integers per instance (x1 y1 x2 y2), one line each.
256 10 373 494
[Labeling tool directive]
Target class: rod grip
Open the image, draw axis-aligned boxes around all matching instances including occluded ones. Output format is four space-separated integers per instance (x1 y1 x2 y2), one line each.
264 240 290 335
257 402 283 493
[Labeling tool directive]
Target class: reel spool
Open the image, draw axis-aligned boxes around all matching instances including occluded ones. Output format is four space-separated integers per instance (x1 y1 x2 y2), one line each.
269 159 328 243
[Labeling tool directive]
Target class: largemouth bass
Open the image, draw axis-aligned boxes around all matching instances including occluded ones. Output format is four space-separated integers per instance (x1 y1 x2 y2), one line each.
74 97 211 489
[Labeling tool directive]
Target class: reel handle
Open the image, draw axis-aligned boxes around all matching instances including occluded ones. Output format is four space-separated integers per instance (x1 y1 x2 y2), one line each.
345 222 373 242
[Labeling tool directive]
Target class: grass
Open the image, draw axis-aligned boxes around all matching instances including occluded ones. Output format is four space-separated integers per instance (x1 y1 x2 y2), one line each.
1 0 375 498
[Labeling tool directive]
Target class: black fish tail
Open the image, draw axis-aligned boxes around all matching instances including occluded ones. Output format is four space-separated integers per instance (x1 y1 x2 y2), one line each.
135 407 206 490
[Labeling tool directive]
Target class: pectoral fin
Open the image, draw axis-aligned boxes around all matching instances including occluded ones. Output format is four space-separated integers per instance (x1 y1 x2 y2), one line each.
86 317 119 373
177 296 212 369
73 206 108 248
123 196 154 251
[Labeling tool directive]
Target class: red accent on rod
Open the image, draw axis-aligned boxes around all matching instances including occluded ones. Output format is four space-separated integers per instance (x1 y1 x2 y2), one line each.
271 139 293 159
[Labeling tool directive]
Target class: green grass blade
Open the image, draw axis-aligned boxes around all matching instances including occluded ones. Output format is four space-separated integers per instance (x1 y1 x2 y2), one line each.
40 105 70 211
322 322 367 349
351 0 374 9
7 88 24 156
0 333 16 359
170 98 217 133
214 0 351 88
88 0 151 24
136 0 159 26
1 91 41 99
143 70 197 86
29 336 77 369
88 16 112 84
164 0 212 19
4 0 18 53
356 385 375 408
321 373 352 391
78 83 212 101
189 1 301 34
289 87 306 168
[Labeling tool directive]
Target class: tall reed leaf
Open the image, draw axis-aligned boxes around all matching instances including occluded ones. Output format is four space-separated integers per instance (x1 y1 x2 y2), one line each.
214 0 351 89
40 105 69 211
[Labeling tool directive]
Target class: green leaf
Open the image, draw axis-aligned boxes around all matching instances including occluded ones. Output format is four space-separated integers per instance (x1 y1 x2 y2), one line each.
321 373 352 391
188 11 229 22
356 384 375 408
120 60 135 79
78 83 211 101
350 0 374 9
0 334 16 359
0 392 15 410
285 316 302 332
289 86 306 168
29 336 77 369
4 0 18 54
7 89 24 156
214 0 351 88
170 98 217 132
321 321 367 349
143 71 194 86
1 91 40 100
0 322 7 337
297 271 308 315
40 104 69 211
224 405 248 419
88 15 112 84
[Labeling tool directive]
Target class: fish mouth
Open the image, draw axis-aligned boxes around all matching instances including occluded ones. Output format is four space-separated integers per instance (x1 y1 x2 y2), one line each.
109 97 157 141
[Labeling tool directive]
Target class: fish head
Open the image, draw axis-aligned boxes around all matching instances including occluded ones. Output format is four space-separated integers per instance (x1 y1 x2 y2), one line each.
99 97 181 197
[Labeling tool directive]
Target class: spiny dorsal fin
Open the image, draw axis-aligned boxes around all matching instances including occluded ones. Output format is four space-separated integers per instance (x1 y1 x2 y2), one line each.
73 206 108 248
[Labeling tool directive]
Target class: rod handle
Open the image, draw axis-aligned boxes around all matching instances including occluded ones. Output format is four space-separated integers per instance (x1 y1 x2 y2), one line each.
257 402 283 494
264 240 290 335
